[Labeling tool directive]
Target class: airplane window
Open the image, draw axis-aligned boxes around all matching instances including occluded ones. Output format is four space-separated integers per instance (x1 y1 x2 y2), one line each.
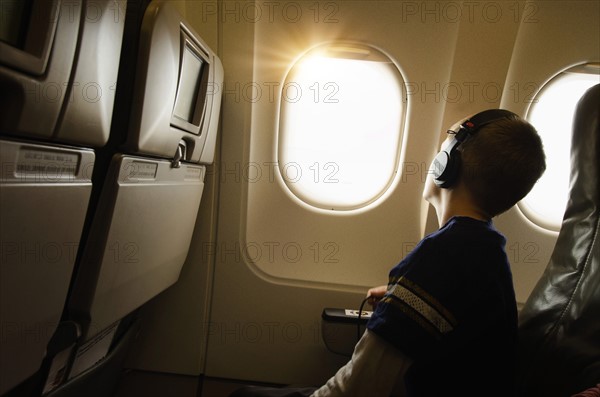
521 64 600 231
278 43 406 211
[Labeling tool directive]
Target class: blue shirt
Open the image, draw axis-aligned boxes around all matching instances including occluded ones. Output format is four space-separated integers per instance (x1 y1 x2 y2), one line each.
367 216 518 396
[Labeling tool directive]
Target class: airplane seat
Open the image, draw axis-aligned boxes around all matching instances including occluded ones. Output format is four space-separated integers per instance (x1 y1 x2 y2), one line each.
0 1 125 395
517 83 600 397
46 0 223 395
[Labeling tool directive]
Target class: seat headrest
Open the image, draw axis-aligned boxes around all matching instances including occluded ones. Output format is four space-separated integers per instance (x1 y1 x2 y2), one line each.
568 83 600 216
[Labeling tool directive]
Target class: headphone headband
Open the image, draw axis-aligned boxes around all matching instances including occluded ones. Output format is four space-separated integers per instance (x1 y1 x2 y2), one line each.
459 109 517 135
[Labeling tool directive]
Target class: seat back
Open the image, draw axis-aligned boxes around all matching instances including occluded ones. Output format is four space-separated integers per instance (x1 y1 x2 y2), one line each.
517 84 600 396
0 1 125 393
61 0 223 383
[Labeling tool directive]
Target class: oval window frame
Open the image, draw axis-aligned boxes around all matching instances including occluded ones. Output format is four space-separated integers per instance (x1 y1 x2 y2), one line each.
520 63 600 231
277 42 407 212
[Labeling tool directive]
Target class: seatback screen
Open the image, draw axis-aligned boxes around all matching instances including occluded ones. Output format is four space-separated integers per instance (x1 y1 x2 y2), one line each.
173 45 205 124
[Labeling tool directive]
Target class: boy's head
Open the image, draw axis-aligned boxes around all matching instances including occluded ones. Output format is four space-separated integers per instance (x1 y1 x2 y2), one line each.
426 109 546 218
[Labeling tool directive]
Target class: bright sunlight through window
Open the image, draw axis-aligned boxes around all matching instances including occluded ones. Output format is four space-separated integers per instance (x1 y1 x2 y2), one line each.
278 44 405 211
522 65 600 231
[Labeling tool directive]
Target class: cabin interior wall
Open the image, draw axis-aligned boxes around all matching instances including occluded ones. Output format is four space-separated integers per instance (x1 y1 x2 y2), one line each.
208 0 457 386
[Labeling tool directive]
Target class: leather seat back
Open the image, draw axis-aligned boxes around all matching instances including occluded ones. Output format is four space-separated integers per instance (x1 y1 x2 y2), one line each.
517 84 600 396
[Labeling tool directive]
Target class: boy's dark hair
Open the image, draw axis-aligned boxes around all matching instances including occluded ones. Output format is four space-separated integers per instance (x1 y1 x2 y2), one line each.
458 115 546 217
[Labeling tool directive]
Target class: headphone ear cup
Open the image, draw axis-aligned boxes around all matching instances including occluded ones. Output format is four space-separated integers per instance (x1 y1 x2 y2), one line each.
433 149 461 188
443 151 461 188
432 150 449 184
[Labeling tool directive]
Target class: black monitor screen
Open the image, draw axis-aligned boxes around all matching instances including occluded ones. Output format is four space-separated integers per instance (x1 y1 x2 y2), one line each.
0 0 33 49
173 44 205 124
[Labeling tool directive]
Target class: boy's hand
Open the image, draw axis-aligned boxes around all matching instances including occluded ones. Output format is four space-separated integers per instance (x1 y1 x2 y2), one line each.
366 285 388 308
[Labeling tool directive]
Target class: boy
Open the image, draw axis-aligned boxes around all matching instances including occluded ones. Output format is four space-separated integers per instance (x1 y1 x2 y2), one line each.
232 109 546 397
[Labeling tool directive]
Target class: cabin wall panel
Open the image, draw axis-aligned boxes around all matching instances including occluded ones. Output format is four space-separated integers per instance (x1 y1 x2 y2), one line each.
207 0 462 384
